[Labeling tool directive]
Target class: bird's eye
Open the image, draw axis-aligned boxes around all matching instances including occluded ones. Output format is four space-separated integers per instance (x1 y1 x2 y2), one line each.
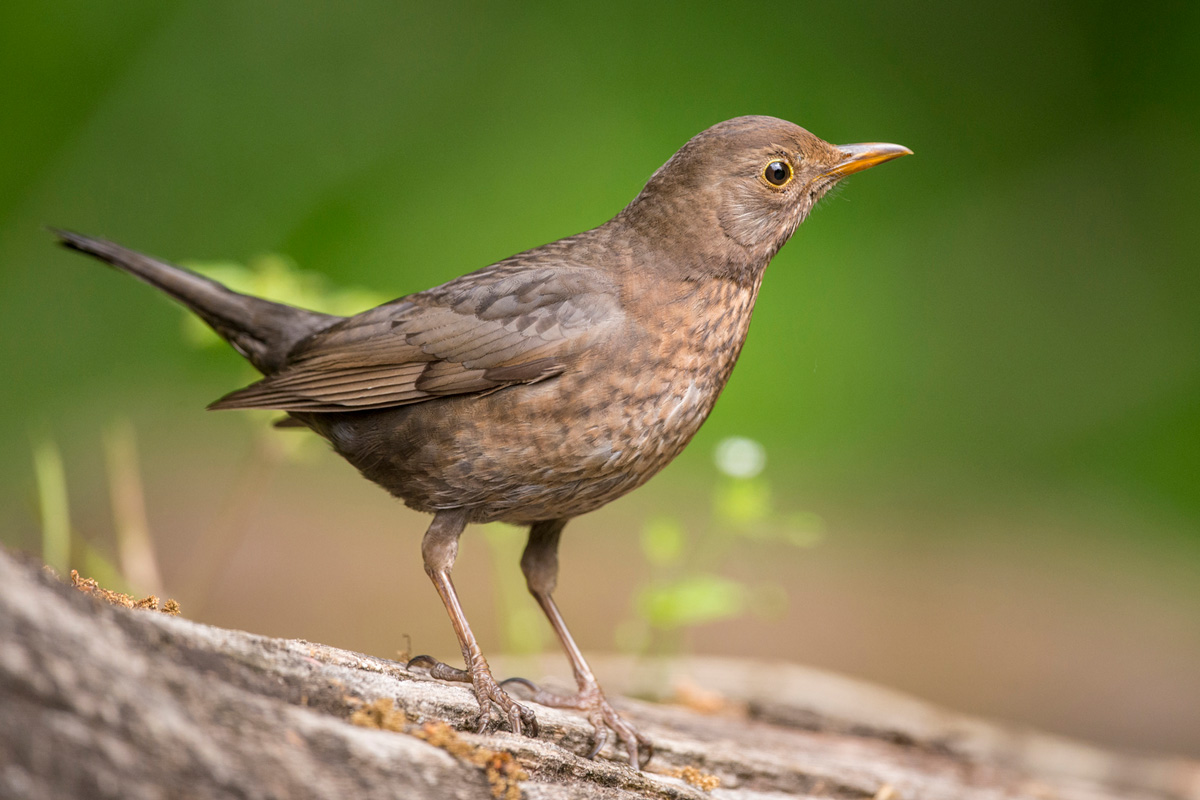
763 160 793 187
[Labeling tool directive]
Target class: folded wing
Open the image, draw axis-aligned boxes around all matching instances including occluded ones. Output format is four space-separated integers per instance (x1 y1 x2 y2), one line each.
209 265 623 412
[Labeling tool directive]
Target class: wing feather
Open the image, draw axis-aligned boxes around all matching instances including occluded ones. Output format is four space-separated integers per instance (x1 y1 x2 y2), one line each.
209 264 621 412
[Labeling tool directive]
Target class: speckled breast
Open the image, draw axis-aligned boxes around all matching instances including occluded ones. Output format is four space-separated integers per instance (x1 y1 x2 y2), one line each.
317 276 763 525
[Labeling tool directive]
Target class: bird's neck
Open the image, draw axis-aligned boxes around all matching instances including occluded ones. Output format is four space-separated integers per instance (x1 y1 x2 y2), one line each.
611 200 768 288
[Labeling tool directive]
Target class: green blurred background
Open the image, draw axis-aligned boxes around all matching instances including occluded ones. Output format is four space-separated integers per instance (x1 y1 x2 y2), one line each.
2 0 1198 757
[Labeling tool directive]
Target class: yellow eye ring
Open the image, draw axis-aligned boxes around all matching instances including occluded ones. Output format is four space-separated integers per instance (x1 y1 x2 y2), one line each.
763 160 793 187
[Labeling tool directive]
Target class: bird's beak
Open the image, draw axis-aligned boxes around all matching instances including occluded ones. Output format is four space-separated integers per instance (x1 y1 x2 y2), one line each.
824 143 913 179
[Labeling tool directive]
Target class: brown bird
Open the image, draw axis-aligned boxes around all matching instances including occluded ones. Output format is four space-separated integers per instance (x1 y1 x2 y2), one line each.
54 115 910 767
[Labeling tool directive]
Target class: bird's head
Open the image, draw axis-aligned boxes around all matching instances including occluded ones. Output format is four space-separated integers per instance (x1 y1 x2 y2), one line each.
622 116 911 272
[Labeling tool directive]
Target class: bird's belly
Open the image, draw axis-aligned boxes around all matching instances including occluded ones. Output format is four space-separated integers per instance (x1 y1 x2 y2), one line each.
309 278 760 524
311 362 721 524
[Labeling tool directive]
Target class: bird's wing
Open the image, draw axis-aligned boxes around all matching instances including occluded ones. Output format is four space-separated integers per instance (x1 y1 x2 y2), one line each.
208 265 624 412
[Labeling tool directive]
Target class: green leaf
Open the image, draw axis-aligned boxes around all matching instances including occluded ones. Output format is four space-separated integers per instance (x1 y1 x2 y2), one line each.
637 574 747 629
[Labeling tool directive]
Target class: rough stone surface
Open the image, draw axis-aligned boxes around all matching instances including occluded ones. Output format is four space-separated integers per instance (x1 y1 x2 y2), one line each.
1 547 1197 800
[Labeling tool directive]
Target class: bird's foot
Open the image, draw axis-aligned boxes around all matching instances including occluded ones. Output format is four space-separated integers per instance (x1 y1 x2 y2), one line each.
502 676 652 768
407 655 539 737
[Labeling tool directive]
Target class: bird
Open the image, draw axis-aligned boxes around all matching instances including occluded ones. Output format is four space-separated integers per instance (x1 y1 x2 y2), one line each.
54 115 910 768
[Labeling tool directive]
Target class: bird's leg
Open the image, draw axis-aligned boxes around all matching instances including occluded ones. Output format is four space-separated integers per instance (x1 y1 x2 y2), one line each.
505 519 652 768
407 509 538 736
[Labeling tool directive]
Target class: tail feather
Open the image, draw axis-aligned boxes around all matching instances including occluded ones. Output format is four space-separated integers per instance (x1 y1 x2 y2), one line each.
53 229 340 375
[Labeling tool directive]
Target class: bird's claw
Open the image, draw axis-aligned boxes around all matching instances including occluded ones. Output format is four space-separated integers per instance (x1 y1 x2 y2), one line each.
503 677 651 768
408 655 539 738
407 654 470 682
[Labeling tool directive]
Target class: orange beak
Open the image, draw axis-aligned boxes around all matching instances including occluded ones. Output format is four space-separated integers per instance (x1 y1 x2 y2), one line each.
824 142 913 179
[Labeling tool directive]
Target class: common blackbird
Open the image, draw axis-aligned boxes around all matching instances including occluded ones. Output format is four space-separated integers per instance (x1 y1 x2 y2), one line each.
55 115 910 767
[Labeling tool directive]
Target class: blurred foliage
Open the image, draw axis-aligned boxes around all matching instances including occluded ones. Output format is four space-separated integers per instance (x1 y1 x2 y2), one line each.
30 426 146 597
619 437 823 655
481 523 549 656
30 434 70 576
23 251 360 596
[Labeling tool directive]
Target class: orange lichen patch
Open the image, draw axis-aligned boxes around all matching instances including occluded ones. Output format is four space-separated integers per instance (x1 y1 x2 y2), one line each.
134 595 160 611
343 698 528 800
413 720 469 755
479 749 527 800
349 698 408 732
70 570 180 615
669 677 742 716
412 720 528 800
667 765 720 791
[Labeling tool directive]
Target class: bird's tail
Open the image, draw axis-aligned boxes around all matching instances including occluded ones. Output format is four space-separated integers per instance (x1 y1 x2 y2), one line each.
53 230 340 375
